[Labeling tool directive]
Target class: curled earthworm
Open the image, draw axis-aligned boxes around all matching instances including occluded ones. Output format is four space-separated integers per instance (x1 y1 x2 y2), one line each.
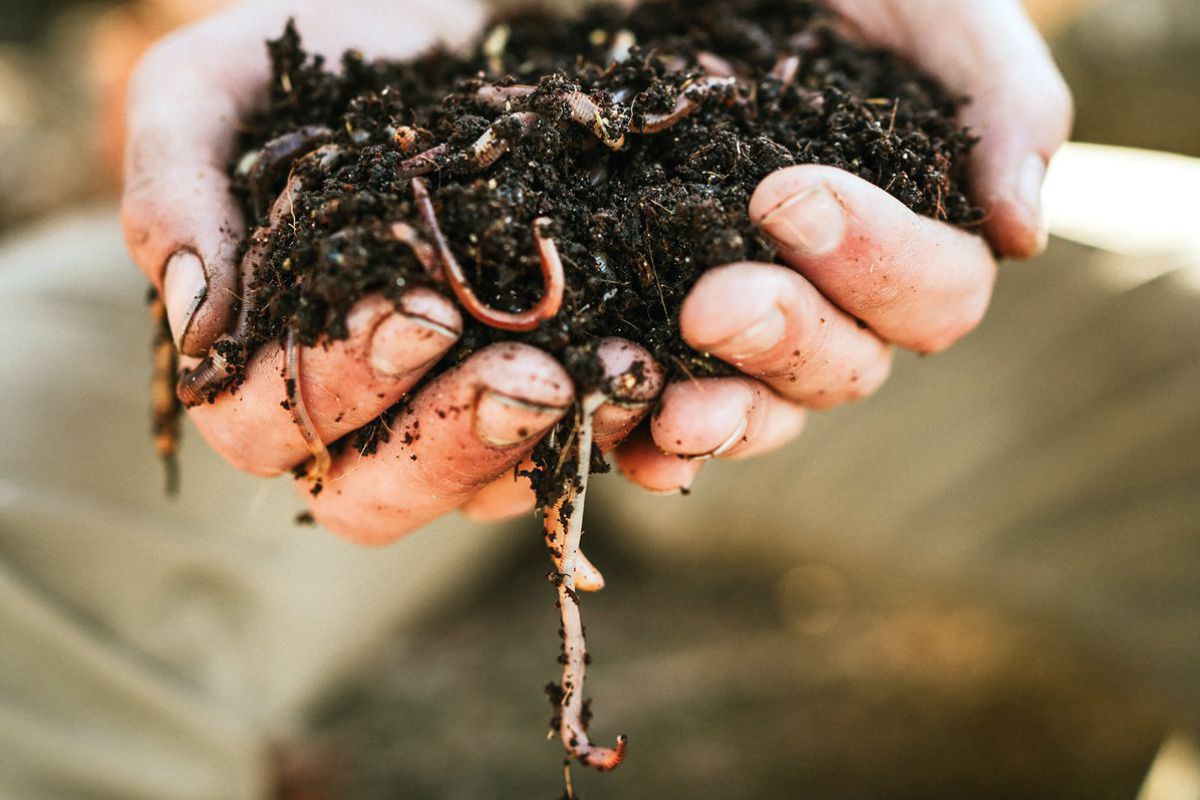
285 327 332 482
177 144 342 406
244 125 332 217
409 177 564 332
545 391 628 771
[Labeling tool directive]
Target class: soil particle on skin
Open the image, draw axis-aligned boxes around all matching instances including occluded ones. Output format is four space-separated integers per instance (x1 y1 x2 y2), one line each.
226 0 982 502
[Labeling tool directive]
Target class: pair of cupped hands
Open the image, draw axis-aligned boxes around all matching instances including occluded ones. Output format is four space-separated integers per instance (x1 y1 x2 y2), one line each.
122 0 1071 544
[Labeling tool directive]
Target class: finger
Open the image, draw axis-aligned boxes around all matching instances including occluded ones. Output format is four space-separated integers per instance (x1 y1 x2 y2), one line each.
751 165 996 353
650 378 806 462
460 462 538 523
307 342 574 545
591 337 665 450
681 262 892 409
460 337 665 522
824 0 1073 257
613 425 704 495
188 290 461 476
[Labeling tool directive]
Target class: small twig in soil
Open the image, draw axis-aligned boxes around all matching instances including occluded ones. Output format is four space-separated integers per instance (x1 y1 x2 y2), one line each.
410 177 564 332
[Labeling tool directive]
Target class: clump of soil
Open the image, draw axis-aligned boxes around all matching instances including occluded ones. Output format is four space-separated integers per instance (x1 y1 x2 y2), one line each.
218 0 982 500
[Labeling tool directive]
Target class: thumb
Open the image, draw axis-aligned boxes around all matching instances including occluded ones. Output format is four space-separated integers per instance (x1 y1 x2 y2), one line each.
825 0 1074 258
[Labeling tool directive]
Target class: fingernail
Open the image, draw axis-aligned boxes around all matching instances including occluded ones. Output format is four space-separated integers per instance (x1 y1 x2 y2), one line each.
758 184 845 258
1017 153 1049 251
369 311 459 377
474 390 567 448
703 307 786 361
163 251 207 350
682 414 748 461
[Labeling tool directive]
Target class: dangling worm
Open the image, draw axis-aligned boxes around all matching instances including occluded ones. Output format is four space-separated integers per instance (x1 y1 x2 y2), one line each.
285 326 332 482
545 391 628 771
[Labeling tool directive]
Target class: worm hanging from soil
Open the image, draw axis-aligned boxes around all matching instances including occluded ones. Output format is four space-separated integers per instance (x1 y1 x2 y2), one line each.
545 391 628 772
410 177 564 332
243 124 332 216
285 327 332 481
177 144 341 406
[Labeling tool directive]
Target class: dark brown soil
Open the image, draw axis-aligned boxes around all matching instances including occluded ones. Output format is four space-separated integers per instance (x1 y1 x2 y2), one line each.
222 0 982 496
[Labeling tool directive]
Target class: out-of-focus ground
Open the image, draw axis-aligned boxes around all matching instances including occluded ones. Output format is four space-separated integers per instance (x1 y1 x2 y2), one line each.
0 1 1197 798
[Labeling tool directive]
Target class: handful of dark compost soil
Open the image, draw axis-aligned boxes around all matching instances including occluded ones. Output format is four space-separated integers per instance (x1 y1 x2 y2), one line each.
161 0 983 787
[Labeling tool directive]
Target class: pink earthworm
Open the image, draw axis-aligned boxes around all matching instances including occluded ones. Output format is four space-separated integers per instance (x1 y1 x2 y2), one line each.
545 391 628 771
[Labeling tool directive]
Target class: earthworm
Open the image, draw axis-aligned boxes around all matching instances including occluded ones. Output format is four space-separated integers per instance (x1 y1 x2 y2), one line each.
150 295 180 494
245 125 332 217
545 391 628 771
177 144 341 406
285 326 332 481
410 177 564 332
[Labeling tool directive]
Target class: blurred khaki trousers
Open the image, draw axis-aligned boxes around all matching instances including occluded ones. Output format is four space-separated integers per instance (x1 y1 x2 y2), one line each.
1 208 1197 799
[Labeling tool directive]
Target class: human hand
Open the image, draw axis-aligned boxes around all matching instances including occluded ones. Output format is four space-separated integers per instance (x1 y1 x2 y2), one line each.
599 0 1074 497
123 0 1070 543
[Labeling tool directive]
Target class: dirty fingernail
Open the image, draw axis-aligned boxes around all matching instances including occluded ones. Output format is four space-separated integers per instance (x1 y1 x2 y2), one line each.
704 307 786 361
163 251 207 350
474 390 567 448
1017 153 1049 251
682 414 749 461
758 184 844 258
370 311 459 377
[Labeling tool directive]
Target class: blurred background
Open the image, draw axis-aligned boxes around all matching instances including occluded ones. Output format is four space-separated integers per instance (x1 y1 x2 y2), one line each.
0 1 1197 799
